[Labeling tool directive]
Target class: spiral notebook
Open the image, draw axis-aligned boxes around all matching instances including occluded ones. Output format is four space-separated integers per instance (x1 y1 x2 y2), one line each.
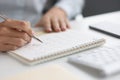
8 30 105 65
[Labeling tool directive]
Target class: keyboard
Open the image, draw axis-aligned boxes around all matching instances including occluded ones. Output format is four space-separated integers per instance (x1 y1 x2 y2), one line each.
68 45 120 76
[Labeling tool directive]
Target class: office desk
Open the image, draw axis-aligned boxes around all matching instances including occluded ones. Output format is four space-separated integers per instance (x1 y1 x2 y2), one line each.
0 11 120 80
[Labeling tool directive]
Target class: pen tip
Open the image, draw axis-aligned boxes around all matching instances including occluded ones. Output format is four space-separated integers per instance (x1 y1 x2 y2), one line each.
33 36 43 43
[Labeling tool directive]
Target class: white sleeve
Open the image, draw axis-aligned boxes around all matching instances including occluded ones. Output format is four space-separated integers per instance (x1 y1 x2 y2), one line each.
55 0 84 19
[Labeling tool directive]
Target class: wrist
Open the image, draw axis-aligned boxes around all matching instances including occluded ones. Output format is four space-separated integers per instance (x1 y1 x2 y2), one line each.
49 7 67 17
55 7 67 17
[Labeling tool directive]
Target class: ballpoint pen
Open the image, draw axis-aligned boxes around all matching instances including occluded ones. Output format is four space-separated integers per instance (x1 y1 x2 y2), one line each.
0 15 43 43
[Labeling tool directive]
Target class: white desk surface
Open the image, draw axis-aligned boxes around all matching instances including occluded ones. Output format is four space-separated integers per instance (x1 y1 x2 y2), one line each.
1 11 120 80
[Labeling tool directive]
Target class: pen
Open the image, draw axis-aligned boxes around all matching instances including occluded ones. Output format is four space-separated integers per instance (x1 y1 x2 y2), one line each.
0 15 43 43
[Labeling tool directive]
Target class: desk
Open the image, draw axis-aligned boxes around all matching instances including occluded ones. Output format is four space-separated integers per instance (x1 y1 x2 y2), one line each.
0 11 120 80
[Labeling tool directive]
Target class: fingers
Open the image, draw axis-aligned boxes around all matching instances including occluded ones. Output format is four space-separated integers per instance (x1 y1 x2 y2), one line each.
0 27 31 42
36 17 52 33
59 19 67 31
0 36 28 51
0 36 27 47
0 26 32 51
36 17 71 32
51 18 71 32
51 18 61 32
0 19 33 36
44 18 52 32
0 44 17 52
66 19 71 29
0 19 33 52
35 7 71 33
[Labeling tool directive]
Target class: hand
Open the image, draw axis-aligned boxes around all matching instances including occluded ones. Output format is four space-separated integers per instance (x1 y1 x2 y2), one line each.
35 7 71 32
0 19 32 51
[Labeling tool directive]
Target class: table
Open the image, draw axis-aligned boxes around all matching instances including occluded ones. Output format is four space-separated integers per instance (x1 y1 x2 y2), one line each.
0 11 120 80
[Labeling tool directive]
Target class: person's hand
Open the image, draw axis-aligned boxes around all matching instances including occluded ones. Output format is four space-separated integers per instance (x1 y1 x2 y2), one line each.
0 19 32 52
35 7 71 32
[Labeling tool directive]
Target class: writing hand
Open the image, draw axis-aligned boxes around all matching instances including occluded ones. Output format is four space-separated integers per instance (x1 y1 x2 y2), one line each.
0 19 32 51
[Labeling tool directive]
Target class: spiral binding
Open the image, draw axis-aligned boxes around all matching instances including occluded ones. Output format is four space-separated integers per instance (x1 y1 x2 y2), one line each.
33 38 106 64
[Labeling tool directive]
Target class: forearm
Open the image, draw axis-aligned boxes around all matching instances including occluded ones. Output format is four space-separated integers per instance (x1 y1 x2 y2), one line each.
55 0 85 19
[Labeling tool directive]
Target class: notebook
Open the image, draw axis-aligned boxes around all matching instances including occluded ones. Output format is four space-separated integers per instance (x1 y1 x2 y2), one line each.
3 64 82 80
8 30 105 65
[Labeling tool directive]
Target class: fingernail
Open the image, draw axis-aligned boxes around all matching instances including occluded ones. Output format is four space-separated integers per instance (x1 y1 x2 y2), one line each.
56 29 60 32
61 27 66 31
46 28 52 33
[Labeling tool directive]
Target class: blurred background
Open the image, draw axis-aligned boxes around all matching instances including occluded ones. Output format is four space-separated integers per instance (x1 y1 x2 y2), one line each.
83 0 120 17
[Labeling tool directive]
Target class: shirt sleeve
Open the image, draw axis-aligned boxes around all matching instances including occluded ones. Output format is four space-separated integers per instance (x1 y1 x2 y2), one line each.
55 0 85 19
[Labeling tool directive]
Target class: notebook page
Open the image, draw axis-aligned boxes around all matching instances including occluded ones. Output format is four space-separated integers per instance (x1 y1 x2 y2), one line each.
10 30 100 61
